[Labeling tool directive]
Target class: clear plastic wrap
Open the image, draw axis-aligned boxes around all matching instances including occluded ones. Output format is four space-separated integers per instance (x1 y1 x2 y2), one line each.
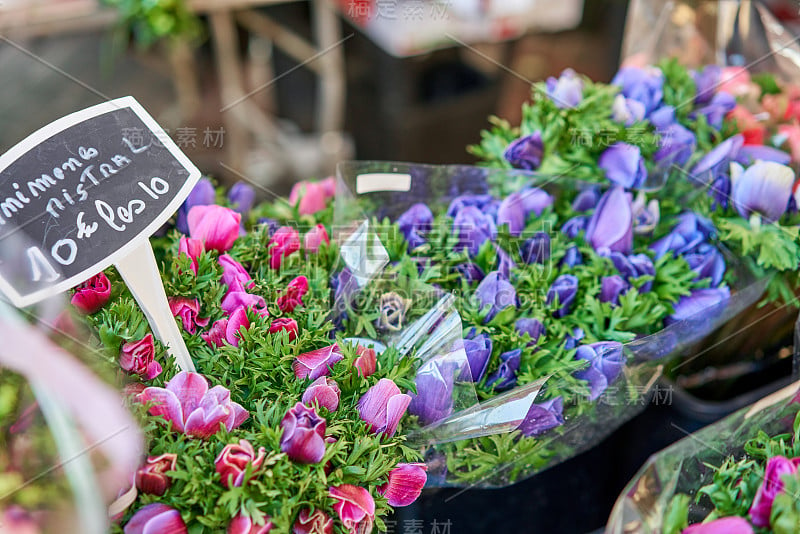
330 160 766 487
605 374 800 533
621 0 800 80
0 227 143 533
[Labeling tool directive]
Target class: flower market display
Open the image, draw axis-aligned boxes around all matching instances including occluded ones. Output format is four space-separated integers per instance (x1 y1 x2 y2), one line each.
606 379 800 534
20 58 797 532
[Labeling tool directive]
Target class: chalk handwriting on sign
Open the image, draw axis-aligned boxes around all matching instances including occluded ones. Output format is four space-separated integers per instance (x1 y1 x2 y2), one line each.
0 97 201 307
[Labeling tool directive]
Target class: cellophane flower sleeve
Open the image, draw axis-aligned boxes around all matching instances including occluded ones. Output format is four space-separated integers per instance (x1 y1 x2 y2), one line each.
606 331 800 534
621 0 800 80
329 160 765 488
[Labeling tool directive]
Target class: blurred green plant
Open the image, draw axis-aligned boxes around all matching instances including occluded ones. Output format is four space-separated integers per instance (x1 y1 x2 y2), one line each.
102 0 203 47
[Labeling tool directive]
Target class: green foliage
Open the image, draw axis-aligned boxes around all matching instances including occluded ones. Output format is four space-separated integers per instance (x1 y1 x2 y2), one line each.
103 0 203 46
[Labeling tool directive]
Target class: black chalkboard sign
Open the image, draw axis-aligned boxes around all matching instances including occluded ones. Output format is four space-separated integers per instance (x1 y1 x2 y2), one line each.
0 97 201 307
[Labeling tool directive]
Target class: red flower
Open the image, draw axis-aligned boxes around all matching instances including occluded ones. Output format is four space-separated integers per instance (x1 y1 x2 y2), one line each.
293 344 343 380
378 463 427 507
124 503 187 534
203 307 250 348
277 276 309 313
280 402 327 464
269 317 299 341
120 334 162 380
304 224 330 253
71 272 111 314
268 227 300 270
178 237 204 274
187 205 241 252
292 509 333 534
215 439 266 488
354 346 376 378
357 379 411 438
228 513 273 534
135 453 177 496
301 377 341 412
169 297 210 335
329 484 375 534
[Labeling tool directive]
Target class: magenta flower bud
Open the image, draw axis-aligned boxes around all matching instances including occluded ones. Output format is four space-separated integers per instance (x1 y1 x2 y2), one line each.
683 517 753 534
517 397 564 437
221 280 268 318
215 439 266 488
135 453 177 496
304 224 330 253
503 132 544 170
749 455 800 527
188 204 241 252
269 317 299 341
277 275 310 313
269 226 301 270
120 333 162 380
178 237 204 274
302 377 341 412
289 180 332 215
585 186 633 254
228 513 273 534
293 344 344 380
202 318 228 347
176 177 215 234
169 297 210 334
358 378 411 438
329 484 375 534
204 309 249 348
280 402 327 464
71 272 111 314
292 509 333 534
124 503 187 534
228 182 256 216
379 463 427 507
354 345 377 377
219 254 253 289
599 142 647 189
137 371 248 439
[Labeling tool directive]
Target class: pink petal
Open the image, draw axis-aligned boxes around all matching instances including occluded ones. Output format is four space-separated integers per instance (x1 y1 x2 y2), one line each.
184 404 230 439
138 387 185 432
226 307 250 346
384 393 411 438
144 361 163 381
124 503 187 534
329 484 375 529
167 371 209 420
379 463 427 507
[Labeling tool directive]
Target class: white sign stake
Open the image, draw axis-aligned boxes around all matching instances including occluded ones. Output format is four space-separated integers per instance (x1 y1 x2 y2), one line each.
115 240 195 372
0 97 201 372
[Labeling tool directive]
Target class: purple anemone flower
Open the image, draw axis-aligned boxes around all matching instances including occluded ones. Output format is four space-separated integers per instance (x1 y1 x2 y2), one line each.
453 206 497 256
463 331 492 382
562 216 588 238
560 246 583 268
690 134 744 185
485 349 522 391
515 318 545 347
572 187 601 212
546 69 583 108
612 94 646 126
691 91 736 129
397 203 434 249
574 341 625 400
546 274 578 318
599 142 648 188
654 123 696 167
408 362 455 425
521 232 550 264
600 275 628 306
475 271 517 323
504 132 544 170
585 187 633 254
735 145 792 166
692 65 721 106
176 178 215 234
731 161 794 222
685 243 726 287
666 287 731 324
517 397 564 437
612 66 664 114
